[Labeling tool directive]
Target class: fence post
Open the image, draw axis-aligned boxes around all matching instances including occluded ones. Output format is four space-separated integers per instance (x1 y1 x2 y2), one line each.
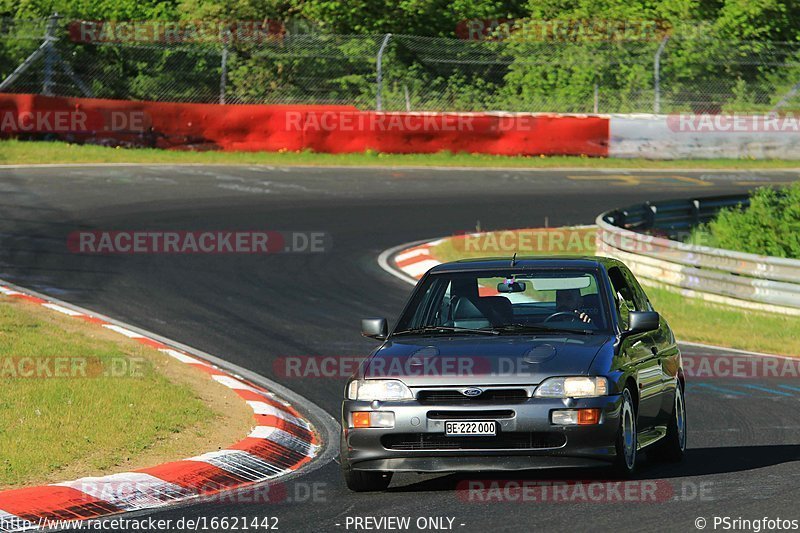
42 12 60 96
376 33 392 111
653 36 669 114
220 46 228 104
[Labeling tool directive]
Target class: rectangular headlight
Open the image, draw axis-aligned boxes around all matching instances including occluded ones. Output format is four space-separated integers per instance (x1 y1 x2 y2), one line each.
346 379 413 401
535 377 608 398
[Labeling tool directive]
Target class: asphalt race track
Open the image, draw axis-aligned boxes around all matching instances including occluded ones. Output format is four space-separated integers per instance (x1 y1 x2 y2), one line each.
1 165 799 532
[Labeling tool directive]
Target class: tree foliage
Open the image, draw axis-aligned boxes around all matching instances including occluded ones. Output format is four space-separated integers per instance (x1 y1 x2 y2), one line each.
701 183 800 259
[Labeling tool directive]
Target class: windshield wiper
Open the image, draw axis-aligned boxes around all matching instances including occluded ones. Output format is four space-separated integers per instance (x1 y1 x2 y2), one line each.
392 325 499 336
494 323 595 335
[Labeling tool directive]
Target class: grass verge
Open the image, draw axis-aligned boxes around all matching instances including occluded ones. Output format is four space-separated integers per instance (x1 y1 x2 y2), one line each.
0 295 254 489
429 228 800 357
2 139 800 169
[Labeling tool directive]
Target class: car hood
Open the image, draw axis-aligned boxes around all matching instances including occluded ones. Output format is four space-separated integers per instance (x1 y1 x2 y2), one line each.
363 334 613 387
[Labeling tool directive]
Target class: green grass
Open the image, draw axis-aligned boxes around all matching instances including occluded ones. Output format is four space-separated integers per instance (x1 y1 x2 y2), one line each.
643 285 800 356
430 229 800 357
3 139 800 168
0 298 214 487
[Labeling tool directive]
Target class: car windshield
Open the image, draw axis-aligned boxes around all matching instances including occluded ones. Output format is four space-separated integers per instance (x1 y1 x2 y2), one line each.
394 268 610 335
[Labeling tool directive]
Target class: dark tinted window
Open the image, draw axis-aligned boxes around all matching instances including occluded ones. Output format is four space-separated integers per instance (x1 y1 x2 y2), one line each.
395 268 610 334
607 266 636 330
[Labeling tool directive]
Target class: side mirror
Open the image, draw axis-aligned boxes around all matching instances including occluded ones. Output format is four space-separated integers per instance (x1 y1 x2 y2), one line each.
628 311 660 333
361 318 388 340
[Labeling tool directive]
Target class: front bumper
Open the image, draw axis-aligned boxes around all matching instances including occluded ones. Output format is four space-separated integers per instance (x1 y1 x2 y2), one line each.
341 394 622 473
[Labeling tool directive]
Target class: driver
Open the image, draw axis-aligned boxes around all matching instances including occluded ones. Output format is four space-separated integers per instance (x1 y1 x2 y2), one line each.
555 289 593 324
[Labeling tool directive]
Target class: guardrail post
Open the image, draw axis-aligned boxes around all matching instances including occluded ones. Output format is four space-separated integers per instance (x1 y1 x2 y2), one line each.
376 33 392 111
646 203 657 228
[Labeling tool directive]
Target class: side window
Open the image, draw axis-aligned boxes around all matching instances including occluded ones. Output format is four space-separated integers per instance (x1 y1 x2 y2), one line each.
435 281 453 326
621 266 653 311
404 277 449 329
607 267 636 330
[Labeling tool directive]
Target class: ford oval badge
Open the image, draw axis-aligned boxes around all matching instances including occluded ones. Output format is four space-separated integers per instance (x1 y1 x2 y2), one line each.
462 388 483 397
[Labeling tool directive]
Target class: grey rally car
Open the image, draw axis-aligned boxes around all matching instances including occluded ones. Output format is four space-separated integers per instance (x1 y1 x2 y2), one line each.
341 257 686 491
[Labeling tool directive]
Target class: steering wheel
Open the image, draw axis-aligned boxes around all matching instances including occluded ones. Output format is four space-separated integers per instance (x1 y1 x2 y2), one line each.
543 311 582 323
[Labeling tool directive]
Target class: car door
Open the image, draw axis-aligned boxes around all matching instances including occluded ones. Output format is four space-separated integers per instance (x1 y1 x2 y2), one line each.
623 267 681 426
607 266 662 430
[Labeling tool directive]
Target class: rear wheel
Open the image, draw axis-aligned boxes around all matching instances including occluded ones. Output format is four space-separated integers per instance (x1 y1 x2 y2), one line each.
612 388 638 477
651 383 687 462
340 433 393 492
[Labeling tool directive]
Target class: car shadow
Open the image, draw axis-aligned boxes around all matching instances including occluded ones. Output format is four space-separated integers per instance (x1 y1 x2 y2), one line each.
387 445 800 493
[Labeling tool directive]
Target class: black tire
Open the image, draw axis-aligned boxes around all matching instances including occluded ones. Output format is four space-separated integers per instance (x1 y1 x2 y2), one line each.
340 433 393 492
651 383 687 462
612 388 638 477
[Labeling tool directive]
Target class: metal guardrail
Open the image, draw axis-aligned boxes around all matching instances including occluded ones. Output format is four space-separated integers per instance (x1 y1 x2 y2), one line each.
596 195 800 315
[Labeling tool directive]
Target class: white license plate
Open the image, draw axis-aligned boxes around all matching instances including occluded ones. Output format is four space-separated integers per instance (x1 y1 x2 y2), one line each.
444 420 496 436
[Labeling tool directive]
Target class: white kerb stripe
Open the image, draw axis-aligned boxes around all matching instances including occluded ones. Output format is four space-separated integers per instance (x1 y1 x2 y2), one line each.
187 449 243 462
402 258 441 278
212 374 264 393
394 247 430 262
0 286 22 295
159 348 210 366
211 376 284 403
248 426 318 457
102 324 145 338
186 449 287 481
42 303 84 316
56 472 194 511
246 401 310 429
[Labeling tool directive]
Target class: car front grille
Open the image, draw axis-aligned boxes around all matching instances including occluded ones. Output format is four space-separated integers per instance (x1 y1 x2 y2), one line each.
417 389 529 405
382 432 566 451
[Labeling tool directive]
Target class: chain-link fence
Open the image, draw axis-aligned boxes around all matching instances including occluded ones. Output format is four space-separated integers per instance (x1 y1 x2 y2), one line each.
3 15 800 113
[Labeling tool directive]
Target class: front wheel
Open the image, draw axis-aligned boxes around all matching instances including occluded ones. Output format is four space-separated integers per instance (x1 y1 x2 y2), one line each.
651 383 687 462
612 388 638 477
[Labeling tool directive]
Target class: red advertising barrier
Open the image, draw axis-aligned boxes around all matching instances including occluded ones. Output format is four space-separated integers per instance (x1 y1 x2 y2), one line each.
0 93 609 156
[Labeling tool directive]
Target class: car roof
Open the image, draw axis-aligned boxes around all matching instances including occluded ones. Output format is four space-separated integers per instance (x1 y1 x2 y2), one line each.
428 255 622 273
